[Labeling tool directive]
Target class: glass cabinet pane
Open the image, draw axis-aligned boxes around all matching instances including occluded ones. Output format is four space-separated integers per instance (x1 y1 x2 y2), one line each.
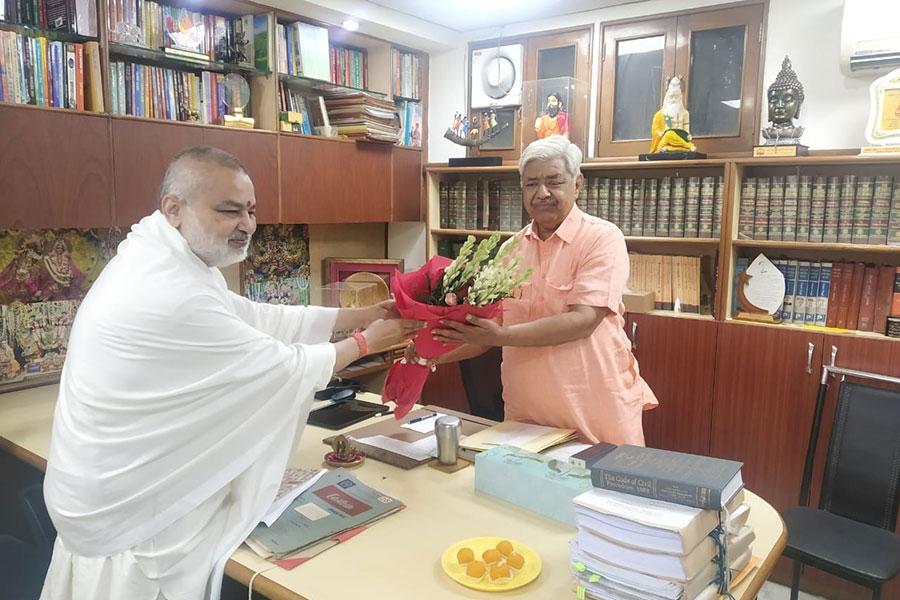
613 35 664 141
538 45 576 79
688 25 745 136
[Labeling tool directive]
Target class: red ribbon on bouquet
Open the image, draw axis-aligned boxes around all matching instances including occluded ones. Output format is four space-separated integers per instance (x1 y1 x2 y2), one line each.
382 256 501 419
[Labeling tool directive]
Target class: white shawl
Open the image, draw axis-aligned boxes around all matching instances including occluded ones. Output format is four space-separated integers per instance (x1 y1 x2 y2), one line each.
43 211 336 597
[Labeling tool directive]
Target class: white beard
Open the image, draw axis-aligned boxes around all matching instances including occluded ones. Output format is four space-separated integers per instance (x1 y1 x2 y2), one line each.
180 208 249 268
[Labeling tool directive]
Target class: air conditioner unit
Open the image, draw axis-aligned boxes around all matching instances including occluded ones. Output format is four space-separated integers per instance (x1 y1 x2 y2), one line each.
841 0 900 76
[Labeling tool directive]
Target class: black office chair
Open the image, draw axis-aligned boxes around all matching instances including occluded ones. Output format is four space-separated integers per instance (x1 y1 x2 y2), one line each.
459 346 504 421
0 483 55 599
783 379 900 600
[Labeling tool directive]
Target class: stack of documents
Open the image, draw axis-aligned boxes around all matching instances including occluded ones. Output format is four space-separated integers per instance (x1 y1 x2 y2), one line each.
460 421 577 454
569 488 755 600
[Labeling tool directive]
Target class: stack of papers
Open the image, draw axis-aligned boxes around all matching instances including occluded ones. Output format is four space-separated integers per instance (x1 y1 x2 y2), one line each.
261 468 327 527
460 421 578 454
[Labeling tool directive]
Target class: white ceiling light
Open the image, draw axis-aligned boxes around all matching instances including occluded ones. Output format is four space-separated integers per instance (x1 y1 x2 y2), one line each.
342 19 360 31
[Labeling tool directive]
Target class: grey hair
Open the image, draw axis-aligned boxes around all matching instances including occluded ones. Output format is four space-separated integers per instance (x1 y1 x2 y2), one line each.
158 146 249 203
518 135 583 180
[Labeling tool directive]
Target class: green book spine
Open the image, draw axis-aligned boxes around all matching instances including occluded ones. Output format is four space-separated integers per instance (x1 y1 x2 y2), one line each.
797 175 813 242
768 176 785 241
656 177 671 237
837 174 857 243
738 177 757 240
622 178 634 235
587 177 599 217
753 177 771 240
823 176 842 243
852 176 875 244
631 179 645 237
670 177 686 238
685 176 701 238
439 181 449 228
698 176 715 238
870 175 893 244
610 179 622 228
598 178 610 221
577 180 588 213
809 176 827 242
783 174 799 241
889 182 900 247
644 179 658 237
713 176 724 238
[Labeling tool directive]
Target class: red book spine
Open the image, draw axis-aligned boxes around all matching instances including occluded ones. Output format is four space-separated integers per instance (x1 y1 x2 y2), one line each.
856 266 878 331
845 262 866 331
872 266 895 335
826 262 844 328
892 267 900 317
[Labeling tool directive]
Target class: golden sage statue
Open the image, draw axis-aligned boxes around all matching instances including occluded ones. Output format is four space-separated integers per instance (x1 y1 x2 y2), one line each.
649 76 696 153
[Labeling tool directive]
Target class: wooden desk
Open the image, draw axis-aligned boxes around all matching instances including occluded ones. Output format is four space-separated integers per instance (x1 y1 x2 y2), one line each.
0 385 785 600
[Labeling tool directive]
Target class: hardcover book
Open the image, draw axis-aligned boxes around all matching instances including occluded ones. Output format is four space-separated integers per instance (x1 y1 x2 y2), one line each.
589 445 743 510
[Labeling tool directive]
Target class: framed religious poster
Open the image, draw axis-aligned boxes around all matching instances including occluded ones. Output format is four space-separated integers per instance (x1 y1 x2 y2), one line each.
863 66 900 154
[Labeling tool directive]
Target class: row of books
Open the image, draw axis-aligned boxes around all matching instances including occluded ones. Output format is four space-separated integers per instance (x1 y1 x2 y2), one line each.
108 60 226 124
324 90 400 143
738 175 900 245
279 84 315 134
391 47 420 100
0 31 100 109
106 0 267 70
275 21 329 82
1 0 96 35
397 99 422 148
627 253 704 314
438 179 528 232
329 44 367 90
578 176 725 238
570 445 750 600
734 257 900 335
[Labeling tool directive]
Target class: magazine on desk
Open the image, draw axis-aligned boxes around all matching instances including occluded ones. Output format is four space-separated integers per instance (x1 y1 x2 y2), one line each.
246 468 404 559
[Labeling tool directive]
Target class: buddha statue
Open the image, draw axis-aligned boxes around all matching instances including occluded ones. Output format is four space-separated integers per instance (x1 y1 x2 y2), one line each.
649 77 696 153
761 56 805 145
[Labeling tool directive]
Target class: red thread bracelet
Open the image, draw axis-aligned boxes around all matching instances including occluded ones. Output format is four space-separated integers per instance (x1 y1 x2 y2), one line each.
351 332 368 357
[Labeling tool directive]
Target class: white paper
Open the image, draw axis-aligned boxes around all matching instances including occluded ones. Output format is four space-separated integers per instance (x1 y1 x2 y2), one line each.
542 441 592 461
354 434 438 461
744 254 785 314
400 412 446 434
261 468 327 527
482 422 559 448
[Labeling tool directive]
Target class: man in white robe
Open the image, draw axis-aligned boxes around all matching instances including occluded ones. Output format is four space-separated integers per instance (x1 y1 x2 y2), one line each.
39 146 421 600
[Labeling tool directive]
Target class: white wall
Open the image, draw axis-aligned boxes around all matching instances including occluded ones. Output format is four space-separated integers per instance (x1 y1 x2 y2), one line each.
427 0 881 162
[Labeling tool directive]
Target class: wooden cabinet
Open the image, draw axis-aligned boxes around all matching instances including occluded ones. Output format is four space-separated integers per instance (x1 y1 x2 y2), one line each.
391 147 422 221
111 118 199 227
280 135 392 223
629 313 718 455
0 105 113 229
202 128 279 224
710 322 824 513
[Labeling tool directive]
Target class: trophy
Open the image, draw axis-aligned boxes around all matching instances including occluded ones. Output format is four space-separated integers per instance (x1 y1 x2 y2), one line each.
734 254 785 324
223 73 254 129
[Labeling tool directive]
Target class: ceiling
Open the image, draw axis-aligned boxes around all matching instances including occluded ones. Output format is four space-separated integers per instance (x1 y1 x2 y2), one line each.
367 0 645 32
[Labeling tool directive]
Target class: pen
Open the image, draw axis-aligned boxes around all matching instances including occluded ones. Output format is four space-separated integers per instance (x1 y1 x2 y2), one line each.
406 413 437 424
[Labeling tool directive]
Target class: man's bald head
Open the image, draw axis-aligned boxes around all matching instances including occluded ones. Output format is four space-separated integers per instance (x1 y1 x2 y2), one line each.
158 146 249 205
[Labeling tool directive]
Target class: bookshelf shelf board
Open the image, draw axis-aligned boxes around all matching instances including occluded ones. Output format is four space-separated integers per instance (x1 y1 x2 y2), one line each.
431 228 517 238
0 20 97 43
425 165 519 174
0 100 105 118
109 112 277 133
644 310 716 321
732 154 900 167
625 236 721 245
582 158 729 169
724 318 900 342
278 73 386 98
108 42 269 76
733 239 900 255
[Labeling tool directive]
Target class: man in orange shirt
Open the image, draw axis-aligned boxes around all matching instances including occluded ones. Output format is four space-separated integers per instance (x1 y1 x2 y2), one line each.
428 135 658 445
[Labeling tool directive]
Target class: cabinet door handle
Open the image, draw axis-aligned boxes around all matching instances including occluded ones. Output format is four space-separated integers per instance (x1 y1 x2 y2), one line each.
631 322 638 351
830 345 838 367
806 342 815 374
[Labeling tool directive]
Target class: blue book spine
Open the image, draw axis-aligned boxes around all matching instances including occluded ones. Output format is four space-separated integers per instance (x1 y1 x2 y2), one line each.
794 261 811 324
732 257 750 316
780 260 796 322
805 262 821 324
816 262 832 326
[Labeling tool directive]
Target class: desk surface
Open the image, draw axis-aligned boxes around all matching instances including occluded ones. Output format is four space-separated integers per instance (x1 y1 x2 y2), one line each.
0 385 785 600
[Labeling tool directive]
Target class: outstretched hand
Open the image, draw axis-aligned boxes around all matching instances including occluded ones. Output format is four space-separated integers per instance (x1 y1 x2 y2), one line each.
431 314 506 347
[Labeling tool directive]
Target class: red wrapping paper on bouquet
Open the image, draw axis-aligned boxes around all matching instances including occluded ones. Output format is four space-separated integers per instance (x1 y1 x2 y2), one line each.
382 256 501 419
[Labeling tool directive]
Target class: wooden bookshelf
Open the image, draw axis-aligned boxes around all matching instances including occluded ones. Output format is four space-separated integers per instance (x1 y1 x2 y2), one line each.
733 239 900 255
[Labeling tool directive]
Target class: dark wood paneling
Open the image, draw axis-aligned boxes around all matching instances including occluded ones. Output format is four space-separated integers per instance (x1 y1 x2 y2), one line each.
630 314 718 455
0 105 113 229
203 128 279 224
111 118 199 227
710 322 823 513
391 146 422 222
281 136 391 224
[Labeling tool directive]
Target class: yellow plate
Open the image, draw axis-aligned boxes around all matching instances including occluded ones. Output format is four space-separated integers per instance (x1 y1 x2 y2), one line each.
441 536 542 592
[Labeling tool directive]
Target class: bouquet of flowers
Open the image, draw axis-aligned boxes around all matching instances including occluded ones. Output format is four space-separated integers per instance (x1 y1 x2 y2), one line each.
383 234 531 418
